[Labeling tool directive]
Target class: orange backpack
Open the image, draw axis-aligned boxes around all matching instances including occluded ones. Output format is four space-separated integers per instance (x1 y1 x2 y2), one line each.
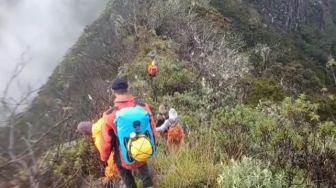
167 123 184 145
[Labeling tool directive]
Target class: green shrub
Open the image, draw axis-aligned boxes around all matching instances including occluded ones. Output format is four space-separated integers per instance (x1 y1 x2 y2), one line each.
313 94 336 121
39 139 101 188
126 49 201 100
153 57 201 96
211 104 277 159
217 157 289 188
240 77 286 106
211 95 336 186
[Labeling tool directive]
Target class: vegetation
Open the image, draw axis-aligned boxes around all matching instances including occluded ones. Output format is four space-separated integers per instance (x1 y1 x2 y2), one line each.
153 136 219 188
1 0 336 187
217 157 290 188
240 77 286 105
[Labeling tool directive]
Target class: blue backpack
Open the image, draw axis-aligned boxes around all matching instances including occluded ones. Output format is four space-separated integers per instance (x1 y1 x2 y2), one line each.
114 105 156 165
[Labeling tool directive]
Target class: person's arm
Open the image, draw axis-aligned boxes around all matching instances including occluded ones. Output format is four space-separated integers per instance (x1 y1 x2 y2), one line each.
100 111 116 162
156 119 171 132
156 108 178 132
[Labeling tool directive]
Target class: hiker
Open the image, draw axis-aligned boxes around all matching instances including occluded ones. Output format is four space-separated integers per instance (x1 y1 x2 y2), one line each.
100 78 157 188
156 104 184 147
156 104 169 128
147 60 158 78
156 106 178 132
77 120 120 185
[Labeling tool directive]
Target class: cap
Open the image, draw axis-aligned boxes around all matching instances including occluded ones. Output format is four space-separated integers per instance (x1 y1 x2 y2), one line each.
111 78 128 90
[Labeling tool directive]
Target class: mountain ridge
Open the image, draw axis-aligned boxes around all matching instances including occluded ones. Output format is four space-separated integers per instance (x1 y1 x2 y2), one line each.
1 0 336 187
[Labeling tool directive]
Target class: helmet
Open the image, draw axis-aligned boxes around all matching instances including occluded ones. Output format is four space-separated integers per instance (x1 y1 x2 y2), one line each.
127 135 153 162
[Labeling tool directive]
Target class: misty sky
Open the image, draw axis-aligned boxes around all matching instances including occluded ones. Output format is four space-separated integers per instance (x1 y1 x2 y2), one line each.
0 0 107 100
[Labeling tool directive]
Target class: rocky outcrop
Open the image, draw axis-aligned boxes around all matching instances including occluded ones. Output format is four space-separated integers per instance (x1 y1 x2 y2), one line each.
249 0 335 32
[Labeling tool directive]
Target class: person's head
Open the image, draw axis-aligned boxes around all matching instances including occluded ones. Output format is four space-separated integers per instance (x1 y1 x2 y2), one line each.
77 121 92 136
158 104 169 120
111 78 128 96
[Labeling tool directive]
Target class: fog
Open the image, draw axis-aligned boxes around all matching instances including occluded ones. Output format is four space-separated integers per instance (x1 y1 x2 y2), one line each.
0 0 107 101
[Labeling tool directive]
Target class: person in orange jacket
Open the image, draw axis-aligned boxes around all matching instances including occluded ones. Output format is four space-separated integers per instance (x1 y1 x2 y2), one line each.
147 60 158 78
99 78 156 188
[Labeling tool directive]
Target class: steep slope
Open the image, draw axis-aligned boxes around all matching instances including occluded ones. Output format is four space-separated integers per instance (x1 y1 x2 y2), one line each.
1 1 249 186
214 0 336 64
252 0 336 62
250 0 323 32
1 0 336 187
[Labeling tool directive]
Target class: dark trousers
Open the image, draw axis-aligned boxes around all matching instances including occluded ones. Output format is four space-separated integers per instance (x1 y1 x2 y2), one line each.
114 152 153 188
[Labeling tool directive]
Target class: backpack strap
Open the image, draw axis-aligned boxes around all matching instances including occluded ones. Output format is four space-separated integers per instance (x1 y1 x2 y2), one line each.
134 97 145 107
105 106 119 115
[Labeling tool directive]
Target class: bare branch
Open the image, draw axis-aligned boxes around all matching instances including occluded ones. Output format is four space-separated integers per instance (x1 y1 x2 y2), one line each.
1 51 31 110
0 115 72 170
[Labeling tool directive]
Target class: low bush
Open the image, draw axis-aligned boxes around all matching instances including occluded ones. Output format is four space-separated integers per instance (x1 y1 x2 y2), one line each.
217 157 289 188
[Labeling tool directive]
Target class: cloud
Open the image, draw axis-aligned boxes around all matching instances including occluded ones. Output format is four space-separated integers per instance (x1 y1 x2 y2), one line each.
0 0 107 100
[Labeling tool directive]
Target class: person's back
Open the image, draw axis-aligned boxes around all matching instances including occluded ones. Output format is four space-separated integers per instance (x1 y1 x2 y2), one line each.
100 78 156 188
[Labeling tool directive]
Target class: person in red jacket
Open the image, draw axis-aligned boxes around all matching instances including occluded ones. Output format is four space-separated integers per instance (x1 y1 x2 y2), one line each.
147 60 158 78
100 78 156 188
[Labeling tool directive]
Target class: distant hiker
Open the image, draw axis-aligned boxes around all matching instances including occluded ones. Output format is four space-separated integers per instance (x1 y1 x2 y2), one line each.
147 60 158 78
156 104 169 128
156 104 184 148
77 120 120 185
100 78 157 188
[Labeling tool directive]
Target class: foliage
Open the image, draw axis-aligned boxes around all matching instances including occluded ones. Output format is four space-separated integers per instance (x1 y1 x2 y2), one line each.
46 71 65 98
313 94 336 121
213 0 332 92
153 57 201 96
153 135 219 188
240 77 286 105
39 139 101 188
217 157 290 188
5 0 336 187
211 95 336 187
127 49 201 100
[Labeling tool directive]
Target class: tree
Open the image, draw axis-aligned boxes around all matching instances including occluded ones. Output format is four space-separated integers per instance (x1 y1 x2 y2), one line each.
326 57 336 85
0 54 71 187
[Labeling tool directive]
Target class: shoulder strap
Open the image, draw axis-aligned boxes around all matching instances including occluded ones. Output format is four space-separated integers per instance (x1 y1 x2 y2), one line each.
105 106 118 115
134 97 145 107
